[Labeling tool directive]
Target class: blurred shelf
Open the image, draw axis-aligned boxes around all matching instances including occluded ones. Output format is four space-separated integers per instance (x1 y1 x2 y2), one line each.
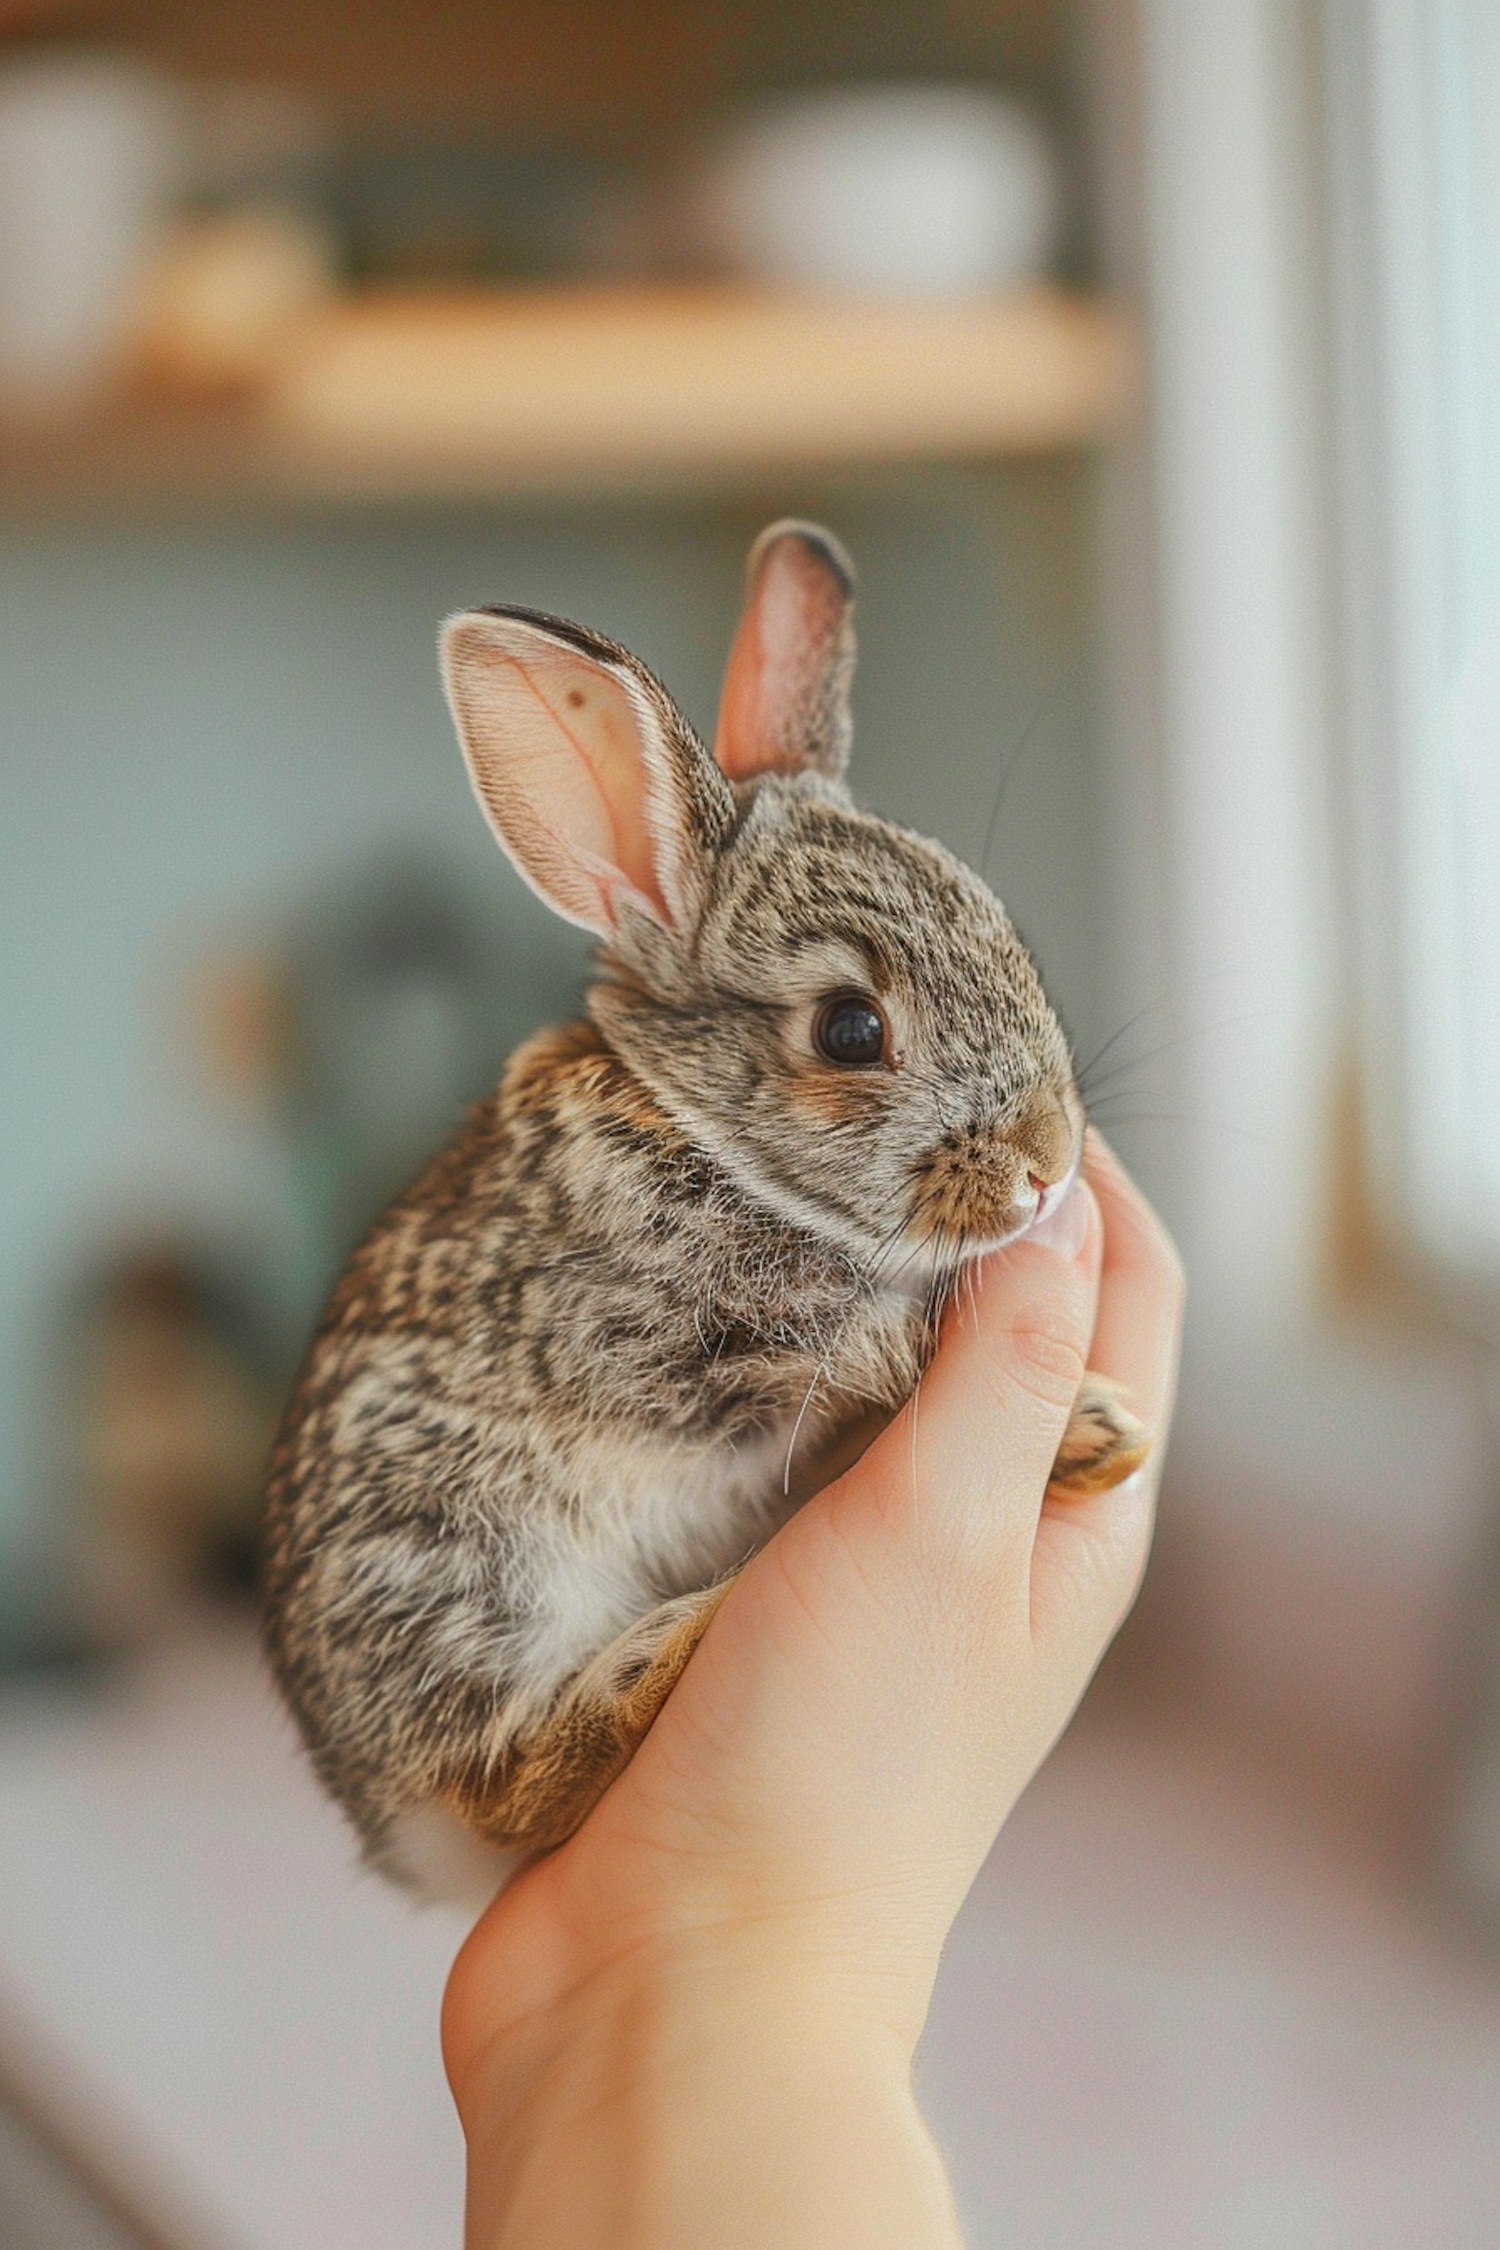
0 285 1136 519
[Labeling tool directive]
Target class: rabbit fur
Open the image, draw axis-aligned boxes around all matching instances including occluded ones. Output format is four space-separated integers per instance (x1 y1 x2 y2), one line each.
261 522 1147 1907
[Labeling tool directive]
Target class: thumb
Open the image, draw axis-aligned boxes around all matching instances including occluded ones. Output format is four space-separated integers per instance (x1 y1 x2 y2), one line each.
830 1177 1103 1579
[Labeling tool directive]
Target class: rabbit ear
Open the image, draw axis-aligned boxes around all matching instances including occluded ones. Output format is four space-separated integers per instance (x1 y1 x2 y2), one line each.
714 520 856 785
441 606 734 937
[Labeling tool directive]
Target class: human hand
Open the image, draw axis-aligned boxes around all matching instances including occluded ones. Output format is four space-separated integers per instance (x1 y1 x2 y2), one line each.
444 1133 1182 2248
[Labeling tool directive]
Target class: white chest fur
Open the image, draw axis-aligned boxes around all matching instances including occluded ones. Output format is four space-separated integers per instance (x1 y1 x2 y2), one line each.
506 1422 792 1700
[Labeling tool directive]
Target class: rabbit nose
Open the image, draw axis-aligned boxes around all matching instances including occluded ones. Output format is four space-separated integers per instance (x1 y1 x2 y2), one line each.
1005 1093 1078 1186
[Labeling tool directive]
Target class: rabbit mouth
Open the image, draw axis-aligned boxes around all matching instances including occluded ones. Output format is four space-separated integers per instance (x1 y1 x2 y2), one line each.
898 1154 1080 1291
904 1198 1036 1281
1027 1159 1082 1231
908 1090 1079 1260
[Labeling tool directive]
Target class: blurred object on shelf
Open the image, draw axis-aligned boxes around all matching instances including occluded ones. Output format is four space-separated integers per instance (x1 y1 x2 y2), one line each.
129 73 339 392
332 132 646 286
127 70 339 396
130 202 337 392
0 47 178 408
68 1242 280 1636
685 83 1059 299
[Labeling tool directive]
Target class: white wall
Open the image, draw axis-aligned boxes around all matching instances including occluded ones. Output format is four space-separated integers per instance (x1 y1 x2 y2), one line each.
1088 0 1495 1773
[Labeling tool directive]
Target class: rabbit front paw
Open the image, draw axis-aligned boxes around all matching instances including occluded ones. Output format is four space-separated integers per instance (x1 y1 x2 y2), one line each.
1049 1374 1149 1497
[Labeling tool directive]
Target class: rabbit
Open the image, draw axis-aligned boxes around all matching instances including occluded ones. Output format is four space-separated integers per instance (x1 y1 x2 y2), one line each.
261 521 1147 1908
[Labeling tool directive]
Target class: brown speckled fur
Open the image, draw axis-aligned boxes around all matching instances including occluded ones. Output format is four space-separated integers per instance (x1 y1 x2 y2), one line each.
261 523 1146 1896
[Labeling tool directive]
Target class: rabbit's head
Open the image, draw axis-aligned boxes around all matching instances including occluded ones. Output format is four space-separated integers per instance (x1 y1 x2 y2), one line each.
441 522 1080 1283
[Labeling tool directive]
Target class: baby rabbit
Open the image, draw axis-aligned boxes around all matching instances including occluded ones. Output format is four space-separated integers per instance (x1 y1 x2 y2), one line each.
262 522 1146 1905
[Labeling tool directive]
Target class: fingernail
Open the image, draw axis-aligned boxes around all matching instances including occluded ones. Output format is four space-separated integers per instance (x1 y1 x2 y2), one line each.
1028 1177 1091 1260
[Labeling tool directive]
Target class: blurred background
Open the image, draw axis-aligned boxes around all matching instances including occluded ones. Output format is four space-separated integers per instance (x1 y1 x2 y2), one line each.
0 1 1498 2244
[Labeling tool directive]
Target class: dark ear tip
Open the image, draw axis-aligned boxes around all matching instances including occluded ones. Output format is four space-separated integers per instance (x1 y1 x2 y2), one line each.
461 602 628 668
747 518 855 599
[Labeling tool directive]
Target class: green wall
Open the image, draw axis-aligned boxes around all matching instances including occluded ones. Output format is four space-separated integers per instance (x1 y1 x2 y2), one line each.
0 466 1106 1636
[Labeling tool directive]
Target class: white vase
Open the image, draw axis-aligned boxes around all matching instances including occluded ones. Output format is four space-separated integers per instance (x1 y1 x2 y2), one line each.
0 51 177 408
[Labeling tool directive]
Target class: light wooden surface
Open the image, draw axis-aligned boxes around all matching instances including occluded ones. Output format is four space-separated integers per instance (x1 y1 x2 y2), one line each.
269 284 1135 480
0 285 1136 517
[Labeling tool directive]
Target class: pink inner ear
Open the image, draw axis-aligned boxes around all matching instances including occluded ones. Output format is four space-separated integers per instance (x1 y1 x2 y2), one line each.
444 617 672 936
714 535 846 783
513 656 664 909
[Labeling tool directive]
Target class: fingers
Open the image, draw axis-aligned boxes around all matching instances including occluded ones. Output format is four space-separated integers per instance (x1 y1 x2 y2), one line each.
1029 1132 1184 1662
840 1176 1103 1575
1080 1129 1184 1449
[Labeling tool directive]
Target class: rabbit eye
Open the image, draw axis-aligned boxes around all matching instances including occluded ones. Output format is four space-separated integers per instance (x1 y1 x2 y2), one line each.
813 993 887 1068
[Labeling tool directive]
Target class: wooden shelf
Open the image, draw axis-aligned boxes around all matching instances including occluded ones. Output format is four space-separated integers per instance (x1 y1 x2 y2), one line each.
0 284 1136 516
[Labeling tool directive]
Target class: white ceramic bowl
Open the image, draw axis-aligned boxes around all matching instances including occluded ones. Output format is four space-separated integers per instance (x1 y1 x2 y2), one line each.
693 84 1059 301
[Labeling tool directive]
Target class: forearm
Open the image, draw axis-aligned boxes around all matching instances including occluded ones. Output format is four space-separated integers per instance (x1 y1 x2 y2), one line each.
451 1936 965 2250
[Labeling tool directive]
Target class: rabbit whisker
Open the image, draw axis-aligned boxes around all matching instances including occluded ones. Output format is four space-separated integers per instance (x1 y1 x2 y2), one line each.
868 1196 929 1287
783 1359 827 1497
1083 1101 1274 1147
907 1362 925 1521
1071 999 1172 1093
1076 1007 1276 1103
977 673 1072 884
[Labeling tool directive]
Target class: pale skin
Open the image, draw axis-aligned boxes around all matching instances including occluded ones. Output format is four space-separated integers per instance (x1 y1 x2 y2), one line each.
442 1132 1184 2249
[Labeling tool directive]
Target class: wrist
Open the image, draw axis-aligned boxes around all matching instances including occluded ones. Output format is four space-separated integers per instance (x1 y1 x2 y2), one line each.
446 1917 960 2250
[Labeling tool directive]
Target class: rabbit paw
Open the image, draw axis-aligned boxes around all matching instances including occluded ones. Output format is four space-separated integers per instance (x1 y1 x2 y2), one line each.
470 1575 738 1857
1049 1374 1149 1497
